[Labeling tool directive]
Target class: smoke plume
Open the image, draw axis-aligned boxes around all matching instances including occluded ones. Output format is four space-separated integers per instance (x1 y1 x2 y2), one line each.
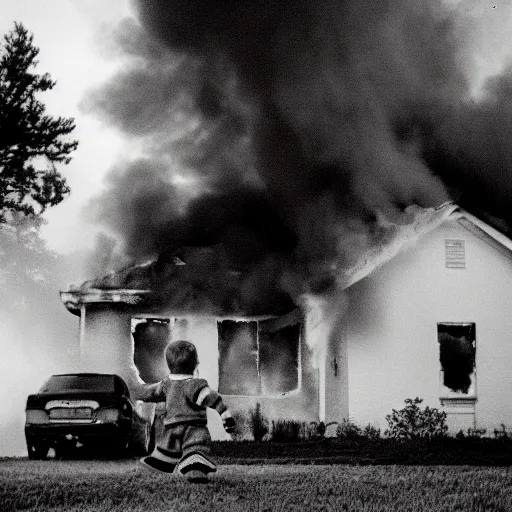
82 0 512 304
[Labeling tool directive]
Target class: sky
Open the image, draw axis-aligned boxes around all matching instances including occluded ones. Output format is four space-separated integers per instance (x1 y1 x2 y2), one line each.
0 0 133 254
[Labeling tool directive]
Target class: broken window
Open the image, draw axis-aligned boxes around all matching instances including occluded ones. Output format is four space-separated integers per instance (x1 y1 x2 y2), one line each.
217 315 302 397
218 320 260 396
259 320 301 395
437 323 475 395
131 318 171 383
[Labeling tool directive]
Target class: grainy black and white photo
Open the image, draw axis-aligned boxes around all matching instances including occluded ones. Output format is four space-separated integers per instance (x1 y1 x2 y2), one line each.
2 1 512 510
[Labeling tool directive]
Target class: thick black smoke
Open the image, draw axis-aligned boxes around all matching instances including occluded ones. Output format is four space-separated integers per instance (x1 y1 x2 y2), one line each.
82 0 512 301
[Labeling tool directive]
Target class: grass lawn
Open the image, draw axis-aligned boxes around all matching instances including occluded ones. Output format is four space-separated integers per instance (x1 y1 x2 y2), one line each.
1 459 512 511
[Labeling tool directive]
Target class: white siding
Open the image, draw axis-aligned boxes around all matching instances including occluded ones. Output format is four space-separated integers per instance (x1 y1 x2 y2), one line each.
340 218 512 432
82 310 319 439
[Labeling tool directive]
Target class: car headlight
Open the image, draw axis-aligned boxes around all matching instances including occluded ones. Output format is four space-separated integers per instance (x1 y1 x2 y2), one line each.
95 408 120 422
26 410 49 424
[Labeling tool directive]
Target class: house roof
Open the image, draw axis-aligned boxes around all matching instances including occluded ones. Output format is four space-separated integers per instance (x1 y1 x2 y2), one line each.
60 289 151 315
454 210 512 261
61 202 512 315
338 202 512 290
62 246 296 317
337 202 458 289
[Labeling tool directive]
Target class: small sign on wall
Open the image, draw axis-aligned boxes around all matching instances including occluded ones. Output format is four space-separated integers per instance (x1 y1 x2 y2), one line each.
445 239 465 268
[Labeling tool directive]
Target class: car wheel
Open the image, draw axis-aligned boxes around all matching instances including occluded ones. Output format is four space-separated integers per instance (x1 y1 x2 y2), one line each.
55 438 76 460
27 440 49 460
107 437 129 459
130 421 152 456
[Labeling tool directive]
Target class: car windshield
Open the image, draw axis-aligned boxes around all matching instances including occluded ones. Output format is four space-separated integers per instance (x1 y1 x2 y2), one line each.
39 375 116 393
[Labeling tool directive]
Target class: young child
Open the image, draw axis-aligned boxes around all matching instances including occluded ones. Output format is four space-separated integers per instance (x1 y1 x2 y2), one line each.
128 339 235 483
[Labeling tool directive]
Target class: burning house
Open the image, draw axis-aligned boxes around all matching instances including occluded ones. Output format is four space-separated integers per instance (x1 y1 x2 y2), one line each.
61 243 321 439
61 202 512 436
61 1 512 437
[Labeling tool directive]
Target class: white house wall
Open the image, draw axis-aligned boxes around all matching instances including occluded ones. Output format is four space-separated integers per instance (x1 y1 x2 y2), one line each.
342 218 512 433
81 309 319 439
323 322 348 423
80 307 133 379
81 311 227 438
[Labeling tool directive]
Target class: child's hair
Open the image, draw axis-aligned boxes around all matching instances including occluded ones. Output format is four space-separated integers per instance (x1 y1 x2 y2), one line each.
165 340 198 374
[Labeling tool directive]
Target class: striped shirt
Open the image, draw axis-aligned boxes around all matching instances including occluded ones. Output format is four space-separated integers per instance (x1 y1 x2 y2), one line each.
132 374 232 428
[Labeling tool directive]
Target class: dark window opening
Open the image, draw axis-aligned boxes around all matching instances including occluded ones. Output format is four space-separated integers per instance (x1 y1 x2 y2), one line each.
132 318 170 383
438 323 475 394
217 316 301 397
218 320 260 396
259 322 300 395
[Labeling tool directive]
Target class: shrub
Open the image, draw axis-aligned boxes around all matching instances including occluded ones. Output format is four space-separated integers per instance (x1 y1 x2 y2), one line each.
455 429 465 440
468 428 487 439
270 420 305 442
455 428 487 440
229 410 248 441
336 419 363 440
309 421 338 440
494 424 511 440
385 398 448 440
248 403 269 442
363 424 381 440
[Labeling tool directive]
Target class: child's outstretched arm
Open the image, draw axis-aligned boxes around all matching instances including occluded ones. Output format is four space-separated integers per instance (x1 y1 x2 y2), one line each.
125 366 166 403
193 383 235 433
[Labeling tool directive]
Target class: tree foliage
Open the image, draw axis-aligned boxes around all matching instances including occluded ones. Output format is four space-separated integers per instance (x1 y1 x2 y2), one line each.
0 214 57 290
0 22 78 222
0 214 79 372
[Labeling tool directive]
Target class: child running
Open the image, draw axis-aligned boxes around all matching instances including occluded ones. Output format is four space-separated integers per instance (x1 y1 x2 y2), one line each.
128 339 235 483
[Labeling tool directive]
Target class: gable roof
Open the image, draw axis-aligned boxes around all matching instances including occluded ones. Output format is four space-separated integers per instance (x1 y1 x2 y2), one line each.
454 210 512 261
338 202 512 290
338 202 458 289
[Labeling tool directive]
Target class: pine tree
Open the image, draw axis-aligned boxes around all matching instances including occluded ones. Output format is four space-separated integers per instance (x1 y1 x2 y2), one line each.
0 22 78 222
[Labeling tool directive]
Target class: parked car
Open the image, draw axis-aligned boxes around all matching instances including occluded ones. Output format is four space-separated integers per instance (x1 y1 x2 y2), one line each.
25 373 154 459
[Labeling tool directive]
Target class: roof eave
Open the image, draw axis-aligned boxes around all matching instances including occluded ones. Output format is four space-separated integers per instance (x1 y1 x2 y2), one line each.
60 289 152 316
453 210 512 259
338 202 459 290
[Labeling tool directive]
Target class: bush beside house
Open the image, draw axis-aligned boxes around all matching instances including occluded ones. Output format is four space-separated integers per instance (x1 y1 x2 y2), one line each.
208 399 512 465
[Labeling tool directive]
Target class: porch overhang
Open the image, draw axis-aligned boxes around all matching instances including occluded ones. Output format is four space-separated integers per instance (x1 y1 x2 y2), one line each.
60 289 152 316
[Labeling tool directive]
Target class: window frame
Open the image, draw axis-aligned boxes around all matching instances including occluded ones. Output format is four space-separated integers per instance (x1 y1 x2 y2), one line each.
217 312 303 399
129 313 303 399
437 322 477 403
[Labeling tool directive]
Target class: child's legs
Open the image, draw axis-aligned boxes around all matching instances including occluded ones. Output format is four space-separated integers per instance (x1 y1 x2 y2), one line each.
182 424 211 457
176 424 216 476
140 425 184 474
